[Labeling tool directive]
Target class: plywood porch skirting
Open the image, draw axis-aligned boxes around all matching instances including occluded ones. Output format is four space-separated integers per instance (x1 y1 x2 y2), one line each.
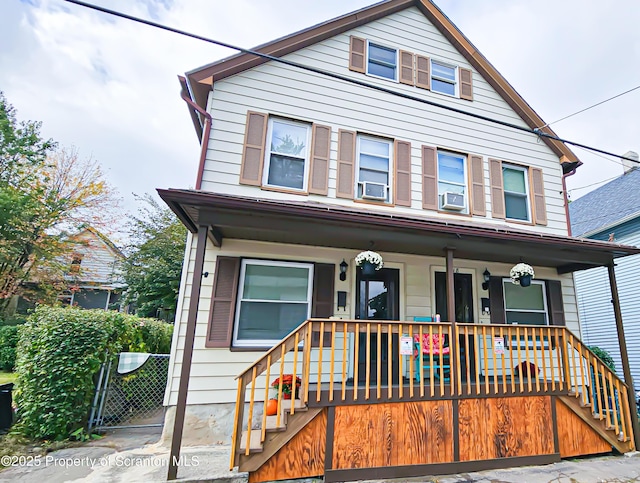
247 395 614 483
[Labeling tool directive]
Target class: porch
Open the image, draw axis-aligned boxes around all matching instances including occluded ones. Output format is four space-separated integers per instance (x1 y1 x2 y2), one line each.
232 319 635 483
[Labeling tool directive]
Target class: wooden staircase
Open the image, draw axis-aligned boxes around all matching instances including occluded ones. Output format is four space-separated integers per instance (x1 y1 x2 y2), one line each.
559 392 635 454
238 399 322 472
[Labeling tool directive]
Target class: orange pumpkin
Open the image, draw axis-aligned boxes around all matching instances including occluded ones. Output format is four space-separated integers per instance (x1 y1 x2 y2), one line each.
265 399 278 416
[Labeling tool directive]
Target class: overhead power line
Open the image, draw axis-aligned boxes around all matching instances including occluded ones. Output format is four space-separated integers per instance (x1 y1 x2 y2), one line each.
541 84 640 129
62 0 640 165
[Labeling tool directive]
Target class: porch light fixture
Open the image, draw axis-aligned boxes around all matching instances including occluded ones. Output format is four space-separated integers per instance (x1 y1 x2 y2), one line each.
482 268 491 290
339 259 348 281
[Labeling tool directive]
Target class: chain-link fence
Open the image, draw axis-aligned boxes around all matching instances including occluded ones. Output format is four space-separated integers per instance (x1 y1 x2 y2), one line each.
89 353 169 431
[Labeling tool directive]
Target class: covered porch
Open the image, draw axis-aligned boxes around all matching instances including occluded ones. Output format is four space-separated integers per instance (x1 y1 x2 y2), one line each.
158 188 640 481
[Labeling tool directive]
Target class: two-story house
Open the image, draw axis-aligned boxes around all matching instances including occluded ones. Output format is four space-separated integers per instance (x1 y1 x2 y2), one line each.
159 1 640 480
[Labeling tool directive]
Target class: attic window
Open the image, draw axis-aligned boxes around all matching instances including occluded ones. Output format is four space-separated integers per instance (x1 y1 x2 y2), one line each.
367 42 397 81
70 254 83 273
431 61 456 96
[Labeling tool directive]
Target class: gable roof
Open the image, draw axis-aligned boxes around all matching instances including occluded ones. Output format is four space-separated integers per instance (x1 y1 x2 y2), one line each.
71 227 125 260
184 0 579 164
569 167 640 237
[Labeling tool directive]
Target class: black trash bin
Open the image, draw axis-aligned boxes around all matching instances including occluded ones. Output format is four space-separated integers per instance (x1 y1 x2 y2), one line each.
0 383 14 432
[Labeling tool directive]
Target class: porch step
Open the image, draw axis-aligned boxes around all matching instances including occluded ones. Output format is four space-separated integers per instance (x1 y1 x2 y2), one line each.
278 398 307 412
240 430 263 453
265 415 287 431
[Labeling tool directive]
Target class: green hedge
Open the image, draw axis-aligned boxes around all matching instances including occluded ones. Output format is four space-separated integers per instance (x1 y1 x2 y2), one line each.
14 306 173 440
0 325 19 371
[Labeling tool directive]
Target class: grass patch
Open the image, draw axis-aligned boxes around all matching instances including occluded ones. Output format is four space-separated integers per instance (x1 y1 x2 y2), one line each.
0 372 16 386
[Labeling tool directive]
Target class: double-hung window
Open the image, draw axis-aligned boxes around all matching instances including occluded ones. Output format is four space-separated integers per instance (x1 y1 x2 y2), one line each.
356 136 393 202
431 60 457 96
437 150 467 212
502 164 530 221
233 260 313 347
503 279 548 326
263 118 311 191
367 42 397 81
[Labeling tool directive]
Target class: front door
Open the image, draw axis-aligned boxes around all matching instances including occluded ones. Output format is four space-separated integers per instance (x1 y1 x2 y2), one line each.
355 268 400 384
435 272 476 378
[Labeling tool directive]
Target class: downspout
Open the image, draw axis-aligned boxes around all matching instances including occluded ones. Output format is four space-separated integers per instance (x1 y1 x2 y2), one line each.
178 76 212 191
561 159 582 237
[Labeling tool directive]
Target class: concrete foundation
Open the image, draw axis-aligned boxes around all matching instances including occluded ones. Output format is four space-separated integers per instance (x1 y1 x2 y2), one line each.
160 403 254 447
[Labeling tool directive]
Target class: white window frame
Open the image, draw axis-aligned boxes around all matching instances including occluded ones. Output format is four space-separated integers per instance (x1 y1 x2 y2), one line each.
430 59 458 97
355 134 394 203
502 278 549 350
437 150 468 213
502 163 531 222
262 117 312 191
232 259 314 348
366 40 398 82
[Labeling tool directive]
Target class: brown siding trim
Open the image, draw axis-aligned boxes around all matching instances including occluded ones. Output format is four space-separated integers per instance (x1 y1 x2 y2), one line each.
399 50 415 85
459 67 473 101
240 111 268 186
349 36 366 73
205 256 241 348
488 276 505 324
309 124 332 195
452 398 460 461
422 145 438 210
395 140 412 207
336 130 356 199
489 158 505 219
324 455 561 483
551 395 560 454
470 154 486 216
546 280 565 327
325 407 335 471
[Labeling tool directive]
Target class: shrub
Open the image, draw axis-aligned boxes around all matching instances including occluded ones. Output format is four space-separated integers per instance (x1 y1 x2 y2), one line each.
0 326 19 371
13 306 173 440
589 346 616 373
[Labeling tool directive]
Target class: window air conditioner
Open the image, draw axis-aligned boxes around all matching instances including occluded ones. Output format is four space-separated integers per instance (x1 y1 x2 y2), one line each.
442 192 465 210
361 181 388 200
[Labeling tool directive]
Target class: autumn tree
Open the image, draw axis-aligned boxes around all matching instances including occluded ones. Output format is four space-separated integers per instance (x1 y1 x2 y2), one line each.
0 93 118 312
122 194 187 320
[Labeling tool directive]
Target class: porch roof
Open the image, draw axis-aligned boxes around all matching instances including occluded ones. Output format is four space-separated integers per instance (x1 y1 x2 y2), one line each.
158 189 640 274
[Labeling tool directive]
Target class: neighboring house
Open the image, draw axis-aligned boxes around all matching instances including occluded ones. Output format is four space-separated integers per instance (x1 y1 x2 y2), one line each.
159 1 640 480
59 227 126 310
570 152 640 390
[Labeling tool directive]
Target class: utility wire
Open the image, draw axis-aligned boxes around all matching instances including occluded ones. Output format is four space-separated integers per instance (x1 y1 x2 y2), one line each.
568 174 620 193
541 84 640 129
62 0 640 165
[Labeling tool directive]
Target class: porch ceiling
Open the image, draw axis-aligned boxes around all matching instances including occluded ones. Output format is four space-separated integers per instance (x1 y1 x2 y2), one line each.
158 189 640 274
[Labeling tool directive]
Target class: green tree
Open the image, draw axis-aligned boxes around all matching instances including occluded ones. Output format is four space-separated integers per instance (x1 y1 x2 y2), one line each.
0 93 117 312
123 194 187 320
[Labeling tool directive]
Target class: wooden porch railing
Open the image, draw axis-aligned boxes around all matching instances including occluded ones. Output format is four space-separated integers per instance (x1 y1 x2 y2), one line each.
230 319 634 468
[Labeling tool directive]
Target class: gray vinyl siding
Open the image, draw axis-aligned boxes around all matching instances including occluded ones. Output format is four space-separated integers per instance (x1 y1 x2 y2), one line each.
574 225 640 389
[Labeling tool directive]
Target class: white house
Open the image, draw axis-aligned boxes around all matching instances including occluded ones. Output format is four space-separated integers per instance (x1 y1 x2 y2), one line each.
159 1 640 480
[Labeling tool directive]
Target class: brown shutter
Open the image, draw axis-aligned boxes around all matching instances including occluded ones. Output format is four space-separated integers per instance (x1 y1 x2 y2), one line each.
312 263 335 347
530 167 548 225
489 158 505 219
470 155 486 216
205 256 240 348
546 280 565 326
349 36 366 73
395 140 412 207
309 124 331 195
459 68 473 101
399 50 414 85
336 130 356 199
422 145 437 210
415 55 430 90
489 276 506 324
240 111 267 186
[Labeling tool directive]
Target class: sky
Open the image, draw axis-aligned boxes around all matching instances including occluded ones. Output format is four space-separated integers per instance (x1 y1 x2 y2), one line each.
1 0 639 240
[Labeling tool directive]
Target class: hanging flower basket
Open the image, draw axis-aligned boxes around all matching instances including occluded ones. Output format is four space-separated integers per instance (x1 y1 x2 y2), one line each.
355 251 383 275
510 263 535 286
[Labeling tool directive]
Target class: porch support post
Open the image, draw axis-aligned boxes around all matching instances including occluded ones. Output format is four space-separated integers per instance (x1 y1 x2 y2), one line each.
445 247 457 394
168 225 209 480
607 263 640 448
